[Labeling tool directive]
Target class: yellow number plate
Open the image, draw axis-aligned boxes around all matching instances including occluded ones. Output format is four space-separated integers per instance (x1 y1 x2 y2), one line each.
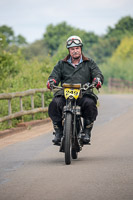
64 88 80 99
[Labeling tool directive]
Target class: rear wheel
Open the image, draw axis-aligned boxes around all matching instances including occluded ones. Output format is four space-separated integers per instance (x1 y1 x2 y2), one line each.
64 112 72 165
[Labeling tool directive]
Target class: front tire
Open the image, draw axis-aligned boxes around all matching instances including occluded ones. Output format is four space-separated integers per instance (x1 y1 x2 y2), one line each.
64 112 72 165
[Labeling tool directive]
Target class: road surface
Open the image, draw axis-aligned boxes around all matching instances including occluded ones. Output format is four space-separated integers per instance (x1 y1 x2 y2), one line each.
0 94 133 200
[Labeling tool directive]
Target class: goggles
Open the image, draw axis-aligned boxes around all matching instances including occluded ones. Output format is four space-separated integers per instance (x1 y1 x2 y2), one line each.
67 39 82 46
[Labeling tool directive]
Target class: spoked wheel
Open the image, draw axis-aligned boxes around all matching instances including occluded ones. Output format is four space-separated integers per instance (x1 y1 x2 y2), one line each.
64 112 72 165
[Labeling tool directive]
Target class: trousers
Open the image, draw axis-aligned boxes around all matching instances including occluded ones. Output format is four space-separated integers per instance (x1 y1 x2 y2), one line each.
48 95 98 123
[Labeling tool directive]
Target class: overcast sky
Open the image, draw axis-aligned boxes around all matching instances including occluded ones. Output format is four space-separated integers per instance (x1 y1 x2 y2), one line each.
0 0 133 43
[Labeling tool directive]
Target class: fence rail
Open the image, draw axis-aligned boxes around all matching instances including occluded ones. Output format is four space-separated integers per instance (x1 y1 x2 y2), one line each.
108 78 133 91
0 88 49 125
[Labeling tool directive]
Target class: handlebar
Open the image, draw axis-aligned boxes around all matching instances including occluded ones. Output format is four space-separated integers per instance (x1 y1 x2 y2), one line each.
81 83 95 90
52 82 97 91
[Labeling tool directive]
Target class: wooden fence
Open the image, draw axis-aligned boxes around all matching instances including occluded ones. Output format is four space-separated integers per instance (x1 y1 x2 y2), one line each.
0 88 49 126
108 78 133 92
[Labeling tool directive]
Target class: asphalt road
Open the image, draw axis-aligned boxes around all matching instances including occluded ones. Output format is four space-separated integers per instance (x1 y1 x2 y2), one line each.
0 94 133 200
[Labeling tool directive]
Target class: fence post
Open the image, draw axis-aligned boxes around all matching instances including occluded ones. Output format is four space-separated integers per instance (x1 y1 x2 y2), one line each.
108 78 112 92
41 92 45 119
8 99 12 126
41 92 44 108
20 96 23 122
31 95 34 120
20 97 23 111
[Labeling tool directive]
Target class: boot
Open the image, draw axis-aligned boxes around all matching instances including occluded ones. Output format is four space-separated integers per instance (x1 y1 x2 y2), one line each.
83 119 93 144
52 121 63 145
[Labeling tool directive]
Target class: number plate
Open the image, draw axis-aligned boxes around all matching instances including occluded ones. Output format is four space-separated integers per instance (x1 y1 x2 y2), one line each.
64 88 80 99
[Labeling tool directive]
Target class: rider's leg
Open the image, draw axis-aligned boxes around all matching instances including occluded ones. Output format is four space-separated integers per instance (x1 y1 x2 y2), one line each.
52 121 63 144
83 119 94 143
77 95 97 143
48 96 65 144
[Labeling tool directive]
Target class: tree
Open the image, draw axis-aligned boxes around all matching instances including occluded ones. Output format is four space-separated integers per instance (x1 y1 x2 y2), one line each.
0 25 14 44
88 37 119 64
0 32 23 90
0 34 7 50
111 36 133 60
43 21 99 57
106 16 133 39
100 36 133 85
43 22 74 54
22 39 48 60
15 34 28 46
0 25 28 47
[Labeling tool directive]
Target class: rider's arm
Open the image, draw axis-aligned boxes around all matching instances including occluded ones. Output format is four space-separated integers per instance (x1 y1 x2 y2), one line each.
89 59 104 85
48 61 62 85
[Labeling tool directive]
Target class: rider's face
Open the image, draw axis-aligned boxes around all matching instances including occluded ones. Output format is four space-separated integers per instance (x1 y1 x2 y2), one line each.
69 46 82 60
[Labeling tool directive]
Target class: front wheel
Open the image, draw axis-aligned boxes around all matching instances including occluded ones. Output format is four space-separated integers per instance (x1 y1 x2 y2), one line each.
64 112 72 165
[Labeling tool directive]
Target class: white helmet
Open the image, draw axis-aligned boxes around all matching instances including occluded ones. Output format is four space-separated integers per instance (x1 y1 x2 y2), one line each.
66 35 83 49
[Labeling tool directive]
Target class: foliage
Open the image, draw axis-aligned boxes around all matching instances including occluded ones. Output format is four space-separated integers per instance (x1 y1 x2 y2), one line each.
0 50 23 91
0 25 14 44
43 22 99 56
100 36 133 85
88 37 120 64
111 36 133 60
96 16 133 64
106 16 133 39
43 22 74 54
0 25 27 46
22 39 49 60
101 58 133 85
0 56 54 130
0 34 7 49
15 34 28 46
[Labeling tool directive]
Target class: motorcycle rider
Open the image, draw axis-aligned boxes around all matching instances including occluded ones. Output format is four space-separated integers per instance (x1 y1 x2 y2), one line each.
47 35 104 145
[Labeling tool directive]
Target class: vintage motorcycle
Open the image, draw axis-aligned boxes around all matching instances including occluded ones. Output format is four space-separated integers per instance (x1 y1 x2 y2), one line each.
52 83 96 165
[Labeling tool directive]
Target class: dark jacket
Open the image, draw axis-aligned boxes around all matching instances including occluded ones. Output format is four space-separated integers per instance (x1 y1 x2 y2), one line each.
48 54 104 102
